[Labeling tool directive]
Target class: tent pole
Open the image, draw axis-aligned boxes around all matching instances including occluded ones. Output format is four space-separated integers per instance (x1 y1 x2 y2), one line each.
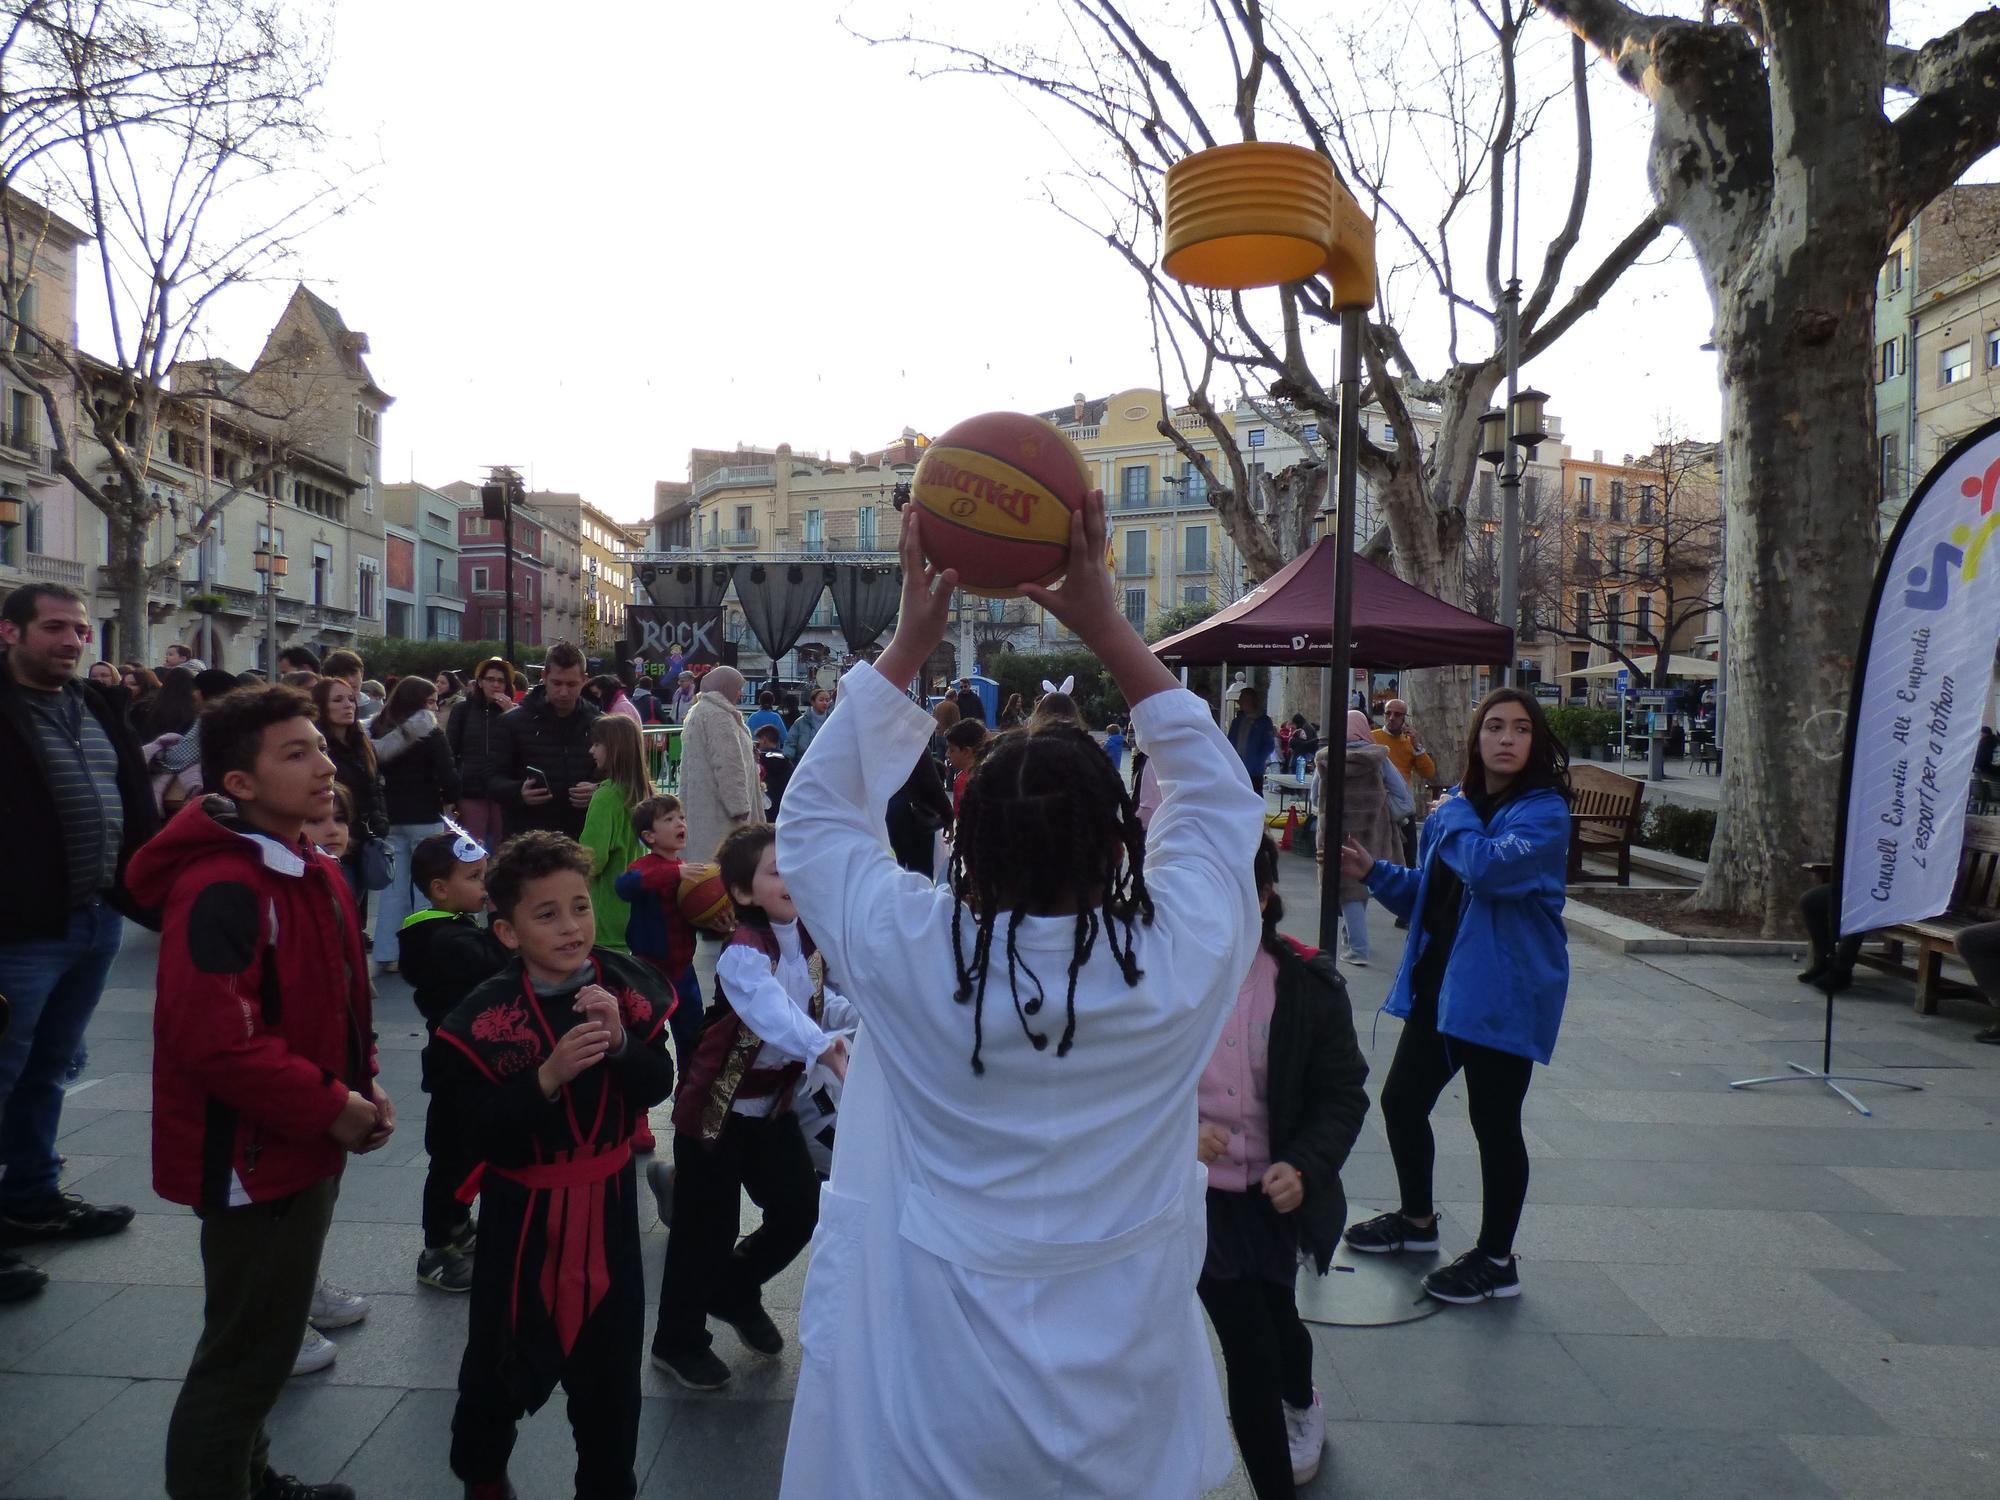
1320 308 1364 962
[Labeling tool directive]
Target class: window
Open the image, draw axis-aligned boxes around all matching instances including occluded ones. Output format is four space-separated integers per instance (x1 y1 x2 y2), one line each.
1123 587 1147 628
1609 535 1625 571
1608 595 1625 643
1247 428 1266 448
1877 337 1903 383
1880 432 1900 495
1988 328 2000 370
1183 463 1208 506
1609 479 1625 519
1639 539 1656 574
1576 475 1593 513
1574 532 1591 572
433 557 447 592
1573 593 1592 633
1302 423 1319 443
311 544 332 607
7 388 31 446
356 407 378 443
1883 249 1903 293
857 505 876 550
1184 524 1208 571
735 505 752 530
463 517 488 538
1381 423 1397 446
1638 595 1654 638
1123 529 1148 574
1120 465 1149 510
804 509 822 548
1183 584 1209 605
1638 484 1656 523
1943 342 1972 385
23 497 44 553
472 567 489 591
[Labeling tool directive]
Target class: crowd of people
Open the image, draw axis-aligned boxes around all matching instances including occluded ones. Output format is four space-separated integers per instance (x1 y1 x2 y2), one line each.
0 488 1586 1500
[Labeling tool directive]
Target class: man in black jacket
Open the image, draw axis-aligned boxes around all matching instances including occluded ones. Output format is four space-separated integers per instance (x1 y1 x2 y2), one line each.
0 583 160 1302
487 641 602 840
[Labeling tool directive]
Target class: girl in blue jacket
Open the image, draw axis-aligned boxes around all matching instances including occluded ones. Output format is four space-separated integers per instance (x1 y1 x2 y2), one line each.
1336 687 1570 1305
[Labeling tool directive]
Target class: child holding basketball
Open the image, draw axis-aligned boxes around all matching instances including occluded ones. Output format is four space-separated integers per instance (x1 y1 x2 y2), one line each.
774 489 1267 1498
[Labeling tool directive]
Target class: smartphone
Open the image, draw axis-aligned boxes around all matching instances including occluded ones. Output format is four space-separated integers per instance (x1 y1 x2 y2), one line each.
525 765 548 788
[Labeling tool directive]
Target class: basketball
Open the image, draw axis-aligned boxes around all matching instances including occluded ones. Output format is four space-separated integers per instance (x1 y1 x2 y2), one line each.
911 411 1093 597
676 862 735 934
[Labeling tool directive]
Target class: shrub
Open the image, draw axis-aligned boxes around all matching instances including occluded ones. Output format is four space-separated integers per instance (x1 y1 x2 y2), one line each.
1638 802 1716 861
351 637 551 680
1546 705 1617 751
984 649 1127 726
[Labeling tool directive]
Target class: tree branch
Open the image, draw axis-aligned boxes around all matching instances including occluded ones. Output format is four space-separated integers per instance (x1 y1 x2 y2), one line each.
1520 208 1665 362
1537 0 1670 89
1888 9 2000 232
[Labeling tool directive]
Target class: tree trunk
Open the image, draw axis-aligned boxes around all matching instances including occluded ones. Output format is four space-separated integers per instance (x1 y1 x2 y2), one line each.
1693 268 1881 932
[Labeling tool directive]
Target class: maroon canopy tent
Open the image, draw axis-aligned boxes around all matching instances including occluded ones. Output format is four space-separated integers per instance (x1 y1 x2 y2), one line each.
1152 536 1512 668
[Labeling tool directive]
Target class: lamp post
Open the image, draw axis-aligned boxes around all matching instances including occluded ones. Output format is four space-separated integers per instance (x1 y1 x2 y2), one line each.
1477 381 1550 687
1163 140 1376 964
252 488 288 675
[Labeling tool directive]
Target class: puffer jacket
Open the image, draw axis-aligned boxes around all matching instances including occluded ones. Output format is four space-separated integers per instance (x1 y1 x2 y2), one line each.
447 692 509 801
1364 786 1570 1064
129 796 374 1210
486 685 602 837
371 710 460 826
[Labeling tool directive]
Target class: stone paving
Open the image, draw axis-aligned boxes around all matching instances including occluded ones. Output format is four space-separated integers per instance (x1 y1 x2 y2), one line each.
4 851 1999 1498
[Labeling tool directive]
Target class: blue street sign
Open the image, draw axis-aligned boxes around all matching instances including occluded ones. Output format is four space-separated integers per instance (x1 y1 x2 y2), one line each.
1615 668 1629 692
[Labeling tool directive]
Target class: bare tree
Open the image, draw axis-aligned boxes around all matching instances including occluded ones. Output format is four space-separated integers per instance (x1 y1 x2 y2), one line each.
0 0 348 661
1539 425 1723 778
853 0 1665 769
1538 1 2000 929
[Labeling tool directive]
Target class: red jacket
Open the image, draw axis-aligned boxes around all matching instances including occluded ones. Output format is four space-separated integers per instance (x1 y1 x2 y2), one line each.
128 796 375 1211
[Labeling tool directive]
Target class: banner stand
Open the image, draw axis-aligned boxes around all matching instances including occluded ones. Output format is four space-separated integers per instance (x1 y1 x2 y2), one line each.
1726 421 2000 1116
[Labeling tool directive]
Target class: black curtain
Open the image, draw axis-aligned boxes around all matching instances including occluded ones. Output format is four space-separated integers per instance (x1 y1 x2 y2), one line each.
731 562 833 663
829 562 904 653
637 561 733 610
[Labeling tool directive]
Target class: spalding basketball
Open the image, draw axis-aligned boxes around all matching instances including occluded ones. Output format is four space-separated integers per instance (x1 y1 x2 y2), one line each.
912 411 1093 597
676 862 735 934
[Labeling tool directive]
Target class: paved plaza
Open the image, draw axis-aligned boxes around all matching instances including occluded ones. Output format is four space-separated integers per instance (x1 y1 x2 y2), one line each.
3 852 1998 1499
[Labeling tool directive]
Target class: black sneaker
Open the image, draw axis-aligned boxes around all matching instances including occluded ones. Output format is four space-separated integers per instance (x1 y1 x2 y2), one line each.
0 1193 135 1246
252 1468 355 1500
0 1249 49 1302
713 1301 784 1356
652 1344 732 1390
1342 1211 1441 1254
1421 1248 1522 1304
416 1246 475 1292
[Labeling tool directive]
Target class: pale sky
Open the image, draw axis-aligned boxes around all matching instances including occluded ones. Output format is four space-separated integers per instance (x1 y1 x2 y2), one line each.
163 0 1994 533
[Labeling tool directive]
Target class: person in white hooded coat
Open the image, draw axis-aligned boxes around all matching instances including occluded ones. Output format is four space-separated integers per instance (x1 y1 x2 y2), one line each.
775 493 1266 1499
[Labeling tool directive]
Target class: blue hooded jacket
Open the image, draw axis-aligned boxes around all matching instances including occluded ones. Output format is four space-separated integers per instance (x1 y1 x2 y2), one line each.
1363 785 1570 1064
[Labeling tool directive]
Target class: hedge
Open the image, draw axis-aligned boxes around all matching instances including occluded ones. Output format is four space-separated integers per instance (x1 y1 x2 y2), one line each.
1638 802 1716 861
350 637 552 680
983 649 1128 726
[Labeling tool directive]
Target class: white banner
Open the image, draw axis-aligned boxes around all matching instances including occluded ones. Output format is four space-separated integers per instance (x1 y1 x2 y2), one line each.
1840 419 2000 934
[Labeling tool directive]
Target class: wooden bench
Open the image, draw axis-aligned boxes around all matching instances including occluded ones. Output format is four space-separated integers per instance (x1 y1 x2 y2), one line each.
1568 764 1645 886
1865 820 2000 1014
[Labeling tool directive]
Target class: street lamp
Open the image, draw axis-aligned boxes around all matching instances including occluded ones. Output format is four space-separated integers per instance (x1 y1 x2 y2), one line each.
1162 139 1376 964
1479 381 1554 685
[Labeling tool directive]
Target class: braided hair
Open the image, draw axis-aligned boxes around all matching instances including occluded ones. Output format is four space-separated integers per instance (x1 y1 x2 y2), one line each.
946 724 1154 1074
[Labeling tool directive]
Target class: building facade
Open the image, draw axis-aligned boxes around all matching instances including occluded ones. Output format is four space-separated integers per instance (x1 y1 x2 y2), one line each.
455 500 544 648
522 490 640 652
379 483 466 641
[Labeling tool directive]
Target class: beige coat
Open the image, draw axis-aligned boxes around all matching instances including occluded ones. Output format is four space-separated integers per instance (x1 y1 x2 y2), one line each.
1316 740 1403 904
681 693 764 862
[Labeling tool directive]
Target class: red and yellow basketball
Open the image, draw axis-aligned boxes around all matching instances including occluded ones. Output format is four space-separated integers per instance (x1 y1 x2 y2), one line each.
676 861 735 935
911 411 1093 597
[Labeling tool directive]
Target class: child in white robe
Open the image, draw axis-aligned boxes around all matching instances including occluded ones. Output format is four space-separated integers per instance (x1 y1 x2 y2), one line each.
774 492 1266 1499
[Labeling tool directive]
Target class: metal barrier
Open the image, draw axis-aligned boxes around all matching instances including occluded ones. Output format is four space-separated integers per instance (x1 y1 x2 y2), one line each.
643 725 683 789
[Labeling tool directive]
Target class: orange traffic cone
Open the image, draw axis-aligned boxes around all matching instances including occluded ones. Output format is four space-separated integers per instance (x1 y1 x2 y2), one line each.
1279 806 1299 852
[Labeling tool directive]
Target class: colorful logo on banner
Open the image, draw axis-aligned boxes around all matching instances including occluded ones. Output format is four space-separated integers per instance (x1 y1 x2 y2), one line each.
626 606 725 667
1841 424 2000 935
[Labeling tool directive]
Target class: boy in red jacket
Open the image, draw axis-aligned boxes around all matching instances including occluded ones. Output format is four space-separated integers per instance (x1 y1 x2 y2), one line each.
128 685 391 1500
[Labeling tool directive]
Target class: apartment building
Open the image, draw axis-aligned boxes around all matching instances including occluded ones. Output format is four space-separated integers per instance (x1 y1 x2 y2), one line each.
380 483 466 641
0 240 393 666
1873 185 2000 529
523 490 641 650
452 498 544 648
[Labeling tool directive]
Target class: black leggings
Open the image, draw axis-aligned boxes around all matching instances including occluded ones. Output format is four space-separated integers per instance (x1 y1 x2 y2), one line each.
1380 988 1535 1256
1197 1273 1313 1500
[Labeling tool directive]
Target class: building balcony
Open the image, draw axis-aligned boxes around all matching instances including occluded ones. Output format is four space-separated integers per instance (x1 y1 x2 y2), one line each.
1115 490 1153 511
1116 560 1154 578
1179 554 1212 575
426 579 465 602
22 551 86 588
691 464 775 502
720 528 760 548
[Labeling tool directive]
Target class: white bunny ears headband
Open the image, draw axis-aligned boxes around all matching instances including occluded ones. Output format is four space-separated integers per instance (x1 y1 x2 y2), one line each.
1039 676 1075 695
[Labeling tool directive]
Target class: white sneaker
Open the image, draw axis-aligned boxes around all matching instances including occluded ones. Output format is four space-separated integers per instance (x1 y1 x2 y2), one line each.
290 1324 338 1377
1285 1389 1325 1485
1339 948 1369 968
309 1278 370 1330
